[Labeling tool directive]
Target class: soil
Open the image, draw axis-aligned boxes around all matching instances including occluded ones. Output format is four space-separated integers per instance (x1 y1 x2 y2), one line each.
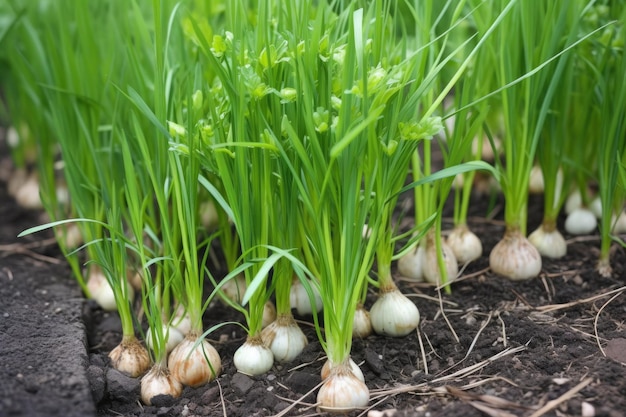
1 125 626 417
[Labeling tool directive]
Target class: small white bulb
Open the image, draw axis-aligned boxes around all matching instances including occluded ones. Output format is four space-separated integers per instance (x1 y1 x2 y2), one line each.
528 165 544 194
261 314 308 363
108 337 151 378
86 268 123 312
317 361 369 412
423 234 458 286
446 224 483 264
14 172 42 210
171 304 192 336
352 304 372 339
528 225 567 259
145 324 183 354
590 196 603 219
397 244 425 281
612 210 626 233
369 287 420 337
489 229 542 280
263 300 277 329
140 365 182 405
564 207 597 235
564 190 582 215
168 334 221 387
290 277 323 315
233 336 274 376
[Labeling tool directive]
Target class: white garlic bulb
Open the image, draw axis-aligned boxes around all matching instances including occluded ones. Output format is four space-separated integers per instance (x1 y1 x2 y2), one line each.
489 228 542 280
140 365 182 405
108 336 151 378
261 314 308 363
317 360 369 412
564 207 597 235
446 224 483 264
233 336 274 376
397 244 425 281
168 334 221 387
528 224 567 259
369 287 420 337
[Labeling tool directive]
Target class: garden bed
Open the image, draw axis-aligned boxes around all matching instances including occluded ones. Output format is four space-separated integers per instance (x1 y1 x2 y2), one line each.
2 134 625 417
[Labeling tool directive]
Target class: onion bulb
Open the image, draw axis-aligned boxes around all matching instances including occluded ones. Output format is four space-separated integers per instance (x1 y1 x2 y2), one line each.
564 190 582 215
86 266 134 312
446 224 483 264
397 244 425 282
590 196 603 219
168 333 221 387
528 224 567 259
369 286 419 337
612 210 626 233
564 207 597 235
289 277 323 315
263 300 277 329
145 324 183 354
171 304 192 336
16 174 43 210
108 336 151 378
140 364 182 405
317 360 369 412
352 304 372 339
261 314 308 363
423 231 458 285
528 165 544 194
489 228 541 280
233 336 274 376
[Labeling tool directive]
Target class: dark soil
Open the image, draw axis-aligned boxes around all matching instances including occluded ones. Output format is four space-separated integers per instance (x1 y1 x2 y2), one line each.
1 127 626 417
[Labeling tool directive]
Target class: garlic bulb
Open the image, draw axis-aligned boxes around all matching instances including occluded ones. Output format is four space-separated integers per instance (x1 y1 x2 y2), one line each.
564 207 597 235
13 170 43 210
321 357 364 382
528 224 567 259
140 364 182 405
397 244 425 281
171 304 192 336
145 324 184 354
612 210 626 233
528 165 544 194
564 190 582 215
489 228 541 280
317 361 369 412
261 314 308 363
86 266 134 312
423 232 458 285
446 224 483 264
369 286 420 337
590 196 603 219
108 336 151 378
233 336 274 376
352 304 372 339
289 277 323 315
168 334 221 387
263 300 277 329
